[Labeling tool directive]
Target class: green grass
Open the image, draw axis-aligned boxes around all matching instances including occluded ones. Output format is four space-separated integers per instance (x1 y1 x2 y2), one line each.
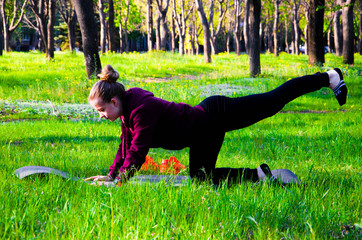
0 51 361 109
0 52 361 239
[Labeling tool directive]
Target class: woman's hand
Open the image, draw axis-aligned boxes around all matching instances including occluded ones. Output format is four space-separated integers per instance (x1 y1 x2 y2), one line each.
84 175 118 187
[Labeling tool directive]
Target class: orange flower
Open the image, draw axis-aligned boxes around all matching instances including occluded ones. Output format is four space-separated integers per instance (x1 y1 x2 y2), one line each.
140 156 159 171
159 156 185 174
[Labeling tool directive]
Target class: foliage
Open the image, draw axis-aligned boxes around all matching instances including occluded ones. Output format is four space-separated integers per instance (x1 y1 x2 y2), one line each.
114 0 144 32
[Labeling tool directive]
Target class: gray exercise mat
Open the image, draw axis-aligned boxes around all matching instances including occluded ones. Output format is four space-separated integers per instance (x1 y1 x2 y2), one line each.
14 166 300 185
14 166 190 186
270 169 300 185
14 166 79 180
129 175 191 186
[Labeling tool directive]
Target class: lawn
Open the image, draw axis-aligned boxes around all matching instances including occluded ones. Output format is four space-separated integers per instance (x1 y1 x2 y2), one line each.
0 52 361 239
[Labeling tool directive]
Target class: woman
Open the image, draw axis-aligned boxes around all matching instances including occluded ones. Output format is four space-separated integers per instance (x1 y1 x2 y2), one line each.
85 65 347 186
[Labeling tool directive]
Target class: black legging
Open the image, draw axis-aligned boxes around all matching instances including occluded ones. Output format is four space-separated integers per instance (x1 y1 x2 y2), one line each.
189 72 330 184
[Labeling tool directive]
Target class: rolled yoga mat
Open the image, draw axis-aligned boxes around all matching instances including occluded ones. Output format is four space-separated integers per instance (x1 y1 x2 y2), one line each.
14 166 300 185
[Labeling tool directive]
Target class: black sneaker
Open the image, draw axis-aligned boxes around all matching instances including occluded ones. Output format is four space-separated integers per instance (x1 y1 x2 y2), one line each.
333 68 348 106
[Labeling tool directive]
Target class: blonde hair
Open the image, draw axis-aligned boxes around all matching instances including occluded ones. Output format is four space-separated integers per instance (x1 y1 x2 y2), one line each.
88 65 126 103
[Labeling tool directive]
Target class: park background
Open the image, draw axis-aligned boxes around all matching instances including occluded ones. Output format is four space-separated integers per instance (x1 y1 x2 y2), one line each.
1 0 362 239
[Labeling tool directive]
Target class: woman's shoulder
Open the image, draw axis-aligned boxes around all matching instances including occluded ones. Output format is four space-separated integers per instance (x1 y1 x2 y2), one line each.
127 87 154 96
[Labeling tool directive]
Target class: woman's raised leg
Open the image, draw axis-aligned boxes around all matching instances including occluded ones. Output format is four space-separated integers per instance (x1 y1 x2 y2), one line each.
198 70 346 132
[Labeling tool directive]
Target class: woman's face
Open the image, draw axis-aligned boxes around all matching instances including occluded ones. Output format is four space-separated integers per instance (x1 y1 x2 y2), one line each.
89 97 123 122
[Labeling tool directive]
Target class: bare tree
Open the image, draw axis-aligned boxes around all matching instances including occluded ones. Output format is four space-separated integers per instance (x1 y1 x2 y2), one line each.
172 0 193 55
0 0 28 52
244 0 250 55
273 0 280 56
170 11 176 52
72 0 102 78
25 0 47 53
292 0 301 54
25 0 56 58
224 0 232 53
342 0 356 64
107 0 116 53
147 0 153 52
225 14 231 53
302 1 310 55
98 0 107 54
308 0 325 65
195 0 212 63
123 0 131 52
284 18 289 53
155 0 170 50
209 0 226 55
47 0 55 59
334 0 343 56
249 0 261 77
189 8 201 55
233 0 242 55
324 9 334 53
57 0 78 52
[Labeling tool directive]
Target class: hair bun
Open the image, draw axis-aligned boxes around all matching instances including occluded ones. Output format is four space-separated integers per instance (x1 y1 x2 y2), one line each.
98 64 119 82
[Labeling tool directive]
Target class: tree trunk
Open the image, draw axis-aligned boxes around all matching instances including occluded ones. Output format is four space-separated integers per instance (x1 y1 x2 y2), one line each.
244 0 250 55
58 0 77 52
173 0 193 55
72 0 102 78
259 21 264 52
156 11 161 50
327 27 332 53
273 0 279 56
267 22 273 53
119 21 123 53
1 0 27 53
226 31 230 53
124 23 129 53
290 15 295 53
189 22 196 54
147 0 153 52
195 0 211 63
304 7 308 55
234 0 241 55
47 0 55 59
285 18 289 53
308 0 325 65
249 0 261 77
292 0 300 54
38 15 48 54
27 0 47 53
2 18 8 52
124 0 130 53
156 0 170 51
107 0 116 53
98 0 107 54
0 0 9 52
68 12 77 52
34 29 41 51
342 0 355 64
160 16 169 50
334 0 343 56
210 0 226 55
170 12 175 53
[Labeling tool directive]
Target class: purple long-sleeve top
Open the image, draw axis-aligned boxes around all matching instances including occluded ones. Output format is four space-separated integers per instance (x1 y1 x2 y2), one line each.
108 87 207 179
